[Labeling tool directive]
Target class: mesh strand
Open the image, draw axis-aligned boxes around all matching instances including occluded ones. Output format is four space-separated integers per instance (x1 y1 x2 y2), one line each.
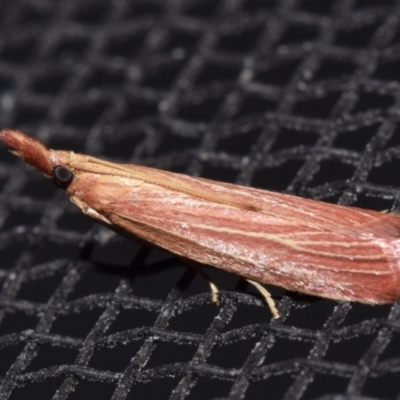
1 0 400 399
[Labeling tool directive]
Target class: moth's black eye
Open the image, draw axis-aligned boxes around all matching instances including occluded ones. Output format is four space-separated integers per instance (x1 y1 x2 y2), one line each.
52 166 74 188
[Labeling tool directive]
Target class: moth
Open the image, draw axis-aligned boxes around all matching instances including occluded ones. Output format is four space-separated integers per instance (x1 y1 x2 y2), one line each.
2 128 400 318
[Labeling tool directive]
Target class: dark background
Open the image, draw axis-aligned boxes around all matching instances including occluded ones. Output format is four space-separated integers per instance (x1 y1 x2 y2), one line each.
1 0 400 399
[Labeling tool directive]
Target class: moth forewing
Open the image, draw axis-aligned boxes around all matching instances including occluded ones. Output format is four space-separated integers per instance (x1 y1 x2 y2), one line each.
2 128 400 319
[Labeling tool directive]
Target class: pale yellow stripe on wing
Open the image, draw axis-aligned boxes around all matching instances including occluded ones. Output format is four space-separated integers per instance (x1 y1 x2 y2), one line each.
117 213 392 276
190 223 389 266
79 157 260 211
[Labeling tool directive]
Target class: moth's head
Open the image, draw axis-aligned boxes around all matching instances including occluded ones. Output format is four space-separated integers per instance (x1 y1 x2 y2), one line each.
0 129 75 189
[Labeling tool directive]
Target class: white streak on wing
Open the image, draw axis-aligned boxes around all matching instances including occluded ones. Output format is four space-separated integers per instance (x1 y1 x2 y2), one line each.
191 220 392 275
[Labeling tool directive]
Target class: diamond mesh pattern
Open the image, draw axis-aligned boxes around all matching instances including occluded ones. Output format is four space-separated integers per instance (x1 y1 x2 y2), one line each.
1 0 400 399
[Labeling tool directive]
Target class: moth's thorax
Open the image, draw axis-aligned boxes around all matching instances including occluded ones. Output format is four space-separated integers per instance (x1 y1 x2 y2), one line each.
48 150 72 171
66 170 143 212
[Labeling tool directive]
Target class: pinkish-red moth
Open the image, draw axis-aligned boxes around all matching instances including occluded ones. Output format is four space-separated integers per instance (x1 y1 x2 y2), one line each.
1 129 400 318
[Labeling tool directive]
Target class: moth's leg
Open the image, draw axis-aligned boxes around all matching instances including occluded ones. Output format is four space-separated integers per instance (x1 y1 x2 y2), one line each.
178 257 220 306
246 279 279 319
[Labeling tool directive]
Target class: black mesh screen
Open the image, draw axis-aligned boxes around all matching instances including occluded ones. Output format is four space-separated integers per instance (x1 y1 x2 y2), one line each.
1 0 400 399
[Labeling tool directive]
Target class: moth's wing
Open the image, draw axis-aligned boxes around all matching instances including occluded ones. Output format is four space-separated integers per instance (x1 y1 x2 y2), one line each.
121 163 400 240
103 179 400 305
